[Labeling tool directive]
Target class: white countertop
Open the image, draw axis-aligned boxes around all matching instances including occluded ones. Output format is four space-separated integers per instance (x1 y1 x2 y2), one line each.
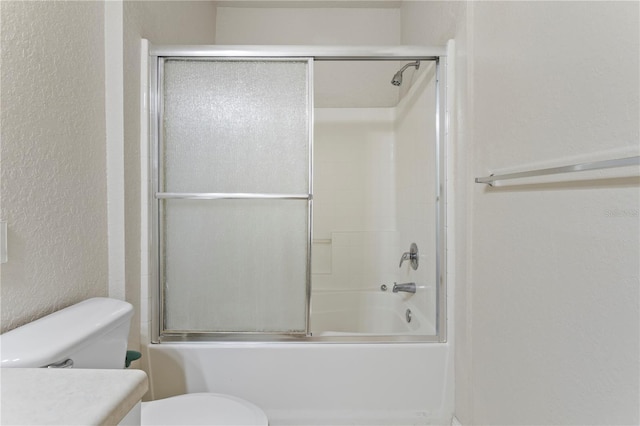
1 368 148 425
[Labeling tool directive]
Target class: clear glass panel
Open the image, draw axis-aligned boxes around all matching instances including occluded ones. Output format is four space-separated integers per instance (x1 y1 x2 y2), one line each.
162 59 310 194
163 199 309 333
310 61 438 337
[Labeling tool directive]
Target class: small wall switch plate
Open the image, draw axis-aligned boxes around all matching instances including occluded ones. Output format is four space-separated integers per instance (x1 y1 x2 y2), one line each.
1 221 7 263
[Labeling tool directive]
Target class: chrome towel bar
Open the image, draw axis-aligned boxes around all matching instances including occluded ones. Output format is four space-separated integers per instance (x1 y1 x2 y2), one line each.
475 155 640 186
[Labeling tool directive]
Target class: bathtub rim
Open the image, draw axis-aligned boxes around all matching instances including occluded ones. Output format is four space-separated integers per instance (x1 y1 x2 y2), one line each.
154 332 443 344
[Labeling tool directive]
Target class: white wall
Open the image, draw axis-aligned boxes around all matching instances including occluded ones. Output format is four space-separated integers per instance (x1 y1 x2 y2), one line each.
469 2 639 423
215 6 399 45
1 1 108 332
404 1 639 424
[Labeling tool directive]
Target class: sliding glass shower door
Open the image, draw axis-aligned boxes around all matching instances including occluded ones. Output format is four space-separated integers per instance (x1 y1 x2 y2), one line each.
157 58 312 335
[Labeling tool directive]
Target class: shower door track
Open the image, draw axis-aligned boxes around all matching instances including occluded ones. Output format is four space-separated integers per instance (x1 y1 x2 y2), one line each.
149 45 445 61
148 44 448 344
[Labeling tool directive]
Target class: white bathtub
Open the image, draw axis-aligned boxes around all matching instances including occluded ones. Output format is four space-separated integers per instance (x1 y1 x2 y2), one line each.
143 289 446 424
144 341 453 425
310 289 435 336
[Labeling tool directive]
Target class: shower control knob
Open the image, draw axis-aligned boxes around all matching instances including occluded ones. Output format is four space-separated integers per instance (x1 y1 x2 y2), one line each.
399 243 419 270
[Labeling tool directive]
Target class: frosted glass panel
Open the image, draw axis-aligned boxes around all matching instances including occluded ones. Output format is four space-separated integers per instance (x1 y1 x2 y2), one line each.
160 58 311 335
163 199 309 332
162 59 310 194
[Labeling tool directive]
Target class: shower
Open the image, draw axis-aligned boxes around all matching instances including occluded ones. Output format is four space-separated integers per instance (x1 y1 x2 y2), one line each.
143 42 452 425
391 61 420 86
149 46 446 343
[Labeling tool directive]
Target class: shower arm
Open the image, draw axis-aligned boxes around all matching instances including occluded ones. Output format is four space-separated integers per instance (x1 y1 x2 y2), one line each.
398 61 420 74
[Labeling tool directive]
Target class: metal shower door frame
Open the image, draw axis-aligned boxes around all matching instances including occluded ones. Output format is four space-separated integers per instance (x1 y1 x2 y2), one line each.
152 56 314 339
148 45 448 343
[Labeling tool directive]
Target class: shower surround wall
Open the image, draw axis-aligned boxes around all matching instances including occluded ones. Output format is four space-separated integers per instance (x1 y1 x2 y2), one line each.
312 108 397 292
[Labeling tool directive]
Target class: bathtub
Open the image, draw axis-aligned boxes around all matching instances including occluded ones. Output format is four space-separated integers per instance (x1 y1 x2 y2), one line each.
144 340 453 425
143 291 450 424
310 289 435 336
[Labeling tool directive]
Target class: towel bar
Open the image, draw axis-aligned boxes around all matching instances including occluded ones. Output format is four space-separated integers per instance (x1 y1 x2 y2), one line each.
475 155 640 186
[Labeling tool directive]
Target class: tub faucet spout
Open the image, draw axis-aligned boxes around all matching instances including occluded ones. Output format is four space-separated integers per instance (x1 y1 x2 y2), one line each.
392 282 416 294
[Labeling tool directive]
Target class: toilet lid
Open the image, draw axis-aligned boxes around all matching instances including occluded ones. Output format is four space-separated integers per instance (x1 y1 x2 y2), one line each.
142 393 268 425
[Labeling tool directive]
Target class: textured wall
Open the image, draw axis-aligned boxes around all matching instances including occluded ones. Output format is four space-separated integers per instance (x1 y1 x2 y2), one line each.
1 1 108 332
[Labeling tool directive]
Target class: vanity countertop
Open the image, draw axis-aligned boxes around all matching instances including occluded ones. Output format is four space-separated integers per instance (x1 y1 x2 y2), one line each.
1 368 148 425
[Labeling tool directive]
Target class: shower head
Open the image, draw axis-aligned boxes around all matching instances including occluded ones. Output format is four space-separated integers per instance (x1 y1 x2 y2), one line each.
391 71 403 87
391 61 420 87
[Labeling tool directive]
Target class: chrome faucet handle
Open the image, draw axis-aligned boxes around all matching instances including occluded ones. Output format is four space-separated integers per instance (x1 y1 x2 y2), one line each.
399 243 419 270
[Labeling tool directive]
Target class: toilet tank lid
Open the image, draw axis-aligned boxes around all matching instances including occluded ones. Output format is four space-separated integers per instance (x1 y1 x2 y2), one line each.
0 298 133 368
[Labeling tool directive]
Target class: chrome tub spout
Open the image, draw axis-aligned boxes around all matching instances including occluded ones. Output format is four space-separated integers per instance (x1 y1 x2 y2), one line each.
392 282 416 294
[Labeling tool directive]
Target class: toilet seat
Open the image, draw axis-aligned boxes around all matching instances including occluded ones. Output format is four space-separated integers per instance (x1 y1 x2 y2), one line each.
141 393 268 425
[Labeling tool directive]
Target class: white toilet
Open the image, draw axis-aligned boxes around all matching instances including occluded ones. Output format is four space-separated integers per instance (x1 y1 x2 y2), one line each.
0 297 268 425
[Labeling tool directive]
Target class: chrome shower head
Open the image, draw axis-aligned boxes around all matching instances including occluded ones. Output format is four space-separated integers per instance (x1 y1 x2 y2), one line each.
390 61 420 87
391 71 403 86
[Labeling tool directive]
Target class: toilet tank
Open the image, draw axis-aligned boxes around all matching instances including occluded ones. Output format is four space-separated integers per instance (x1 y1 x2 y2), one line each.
0 298 134 369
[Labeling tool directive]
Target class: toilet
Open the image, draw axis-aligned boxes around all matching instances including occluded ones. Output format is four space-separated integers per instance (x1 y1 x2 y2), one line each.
0 297 268 425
